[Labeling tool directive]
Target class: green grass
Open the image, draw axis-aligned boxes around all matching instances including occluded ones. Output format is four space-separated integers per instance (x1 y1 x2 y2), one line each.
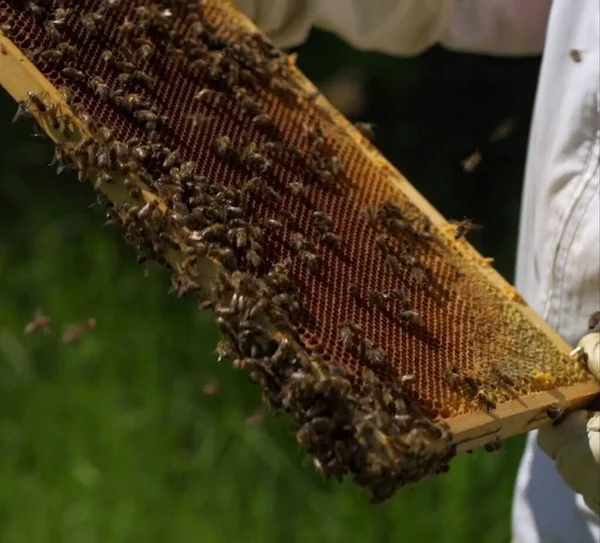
0 101 525 543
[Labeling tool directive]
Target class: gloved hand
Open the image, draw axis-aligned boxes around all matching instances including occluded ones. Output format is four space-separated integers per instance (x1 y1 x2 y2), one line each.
538 326 600 516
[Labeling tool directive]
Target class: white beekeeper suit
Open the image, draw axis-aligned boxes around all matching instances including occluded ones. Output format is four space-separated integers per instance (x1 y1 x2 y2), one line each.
233 1 600 541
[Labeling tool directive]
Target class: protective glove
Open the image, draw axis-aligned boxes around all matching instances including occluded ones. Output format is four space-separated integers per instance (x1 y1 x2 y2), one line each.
537 326 600 516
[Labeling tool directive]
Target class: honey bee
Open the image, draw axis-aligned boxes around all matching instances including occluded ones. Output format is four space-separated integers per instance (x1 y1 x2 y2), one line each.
364 206 378 228
369 291 390 311
134 109 158 123
412 418 443 439
338 322 358 350
347 283 360 299
444 366 462 389
312 210 333 228
400 310 425 328
214 135 231 158
411 267 430 288
215 339 237 362
546 405 564 421
189 113 211 129
304 123 325 149
241 146 270 172
24 308 51 335
132 70 155 90
366 345 388 367
450 218 482 240
37 49 62 63
44 21 62 42
61 66 85 81
320 232 340 249
385 254 400 276
251 113 271 126
399 374 415 386
62 318 96 345
375 234 392 254
25 91 47 112
300 251 322 272
57 86 73 104
194 89 219 102
81 12 103 35
287 181 305 195
354 121 376 140
474 390 497 411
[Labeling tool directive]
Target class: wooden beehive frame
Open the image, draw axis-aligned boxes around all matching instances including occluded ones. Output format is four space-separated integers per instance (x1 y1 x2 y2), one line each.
0 2 598 456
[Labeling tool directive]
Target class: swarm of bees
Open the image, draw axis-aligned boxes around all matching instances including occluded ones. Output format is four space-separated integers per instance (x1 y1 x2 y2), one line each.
1 0 585 503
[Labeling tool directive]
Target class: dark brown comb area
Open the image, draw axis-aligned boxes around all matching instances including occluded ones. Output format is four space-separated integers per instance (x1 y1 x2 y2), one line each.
0 0 589 502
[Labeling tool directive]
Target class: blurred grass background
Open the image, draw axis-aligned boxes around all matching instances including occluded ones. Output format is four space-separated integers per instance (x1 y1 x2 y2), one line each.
0 30 541 543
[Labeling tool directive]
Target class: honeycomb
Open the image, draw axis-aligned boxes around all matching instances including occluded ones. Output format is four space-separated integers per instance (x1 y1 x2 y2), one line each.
0 0 595 503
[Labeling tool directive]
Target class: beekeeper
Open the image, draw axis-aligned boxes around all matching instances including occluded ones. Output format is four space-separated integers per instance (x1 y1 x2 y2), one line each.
233 1 600 541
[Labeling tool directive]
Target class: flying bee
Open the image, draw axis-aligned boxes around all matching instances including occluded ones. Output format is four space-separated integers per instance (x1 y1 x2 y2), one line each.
61 67 85 81
450 218 482 240
461 150 482 172
400 310 425 328
24 308 51 335
354 122 375 140
62 318 96 345
320 232 340 249
588 310 600 331
569 49 582 63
